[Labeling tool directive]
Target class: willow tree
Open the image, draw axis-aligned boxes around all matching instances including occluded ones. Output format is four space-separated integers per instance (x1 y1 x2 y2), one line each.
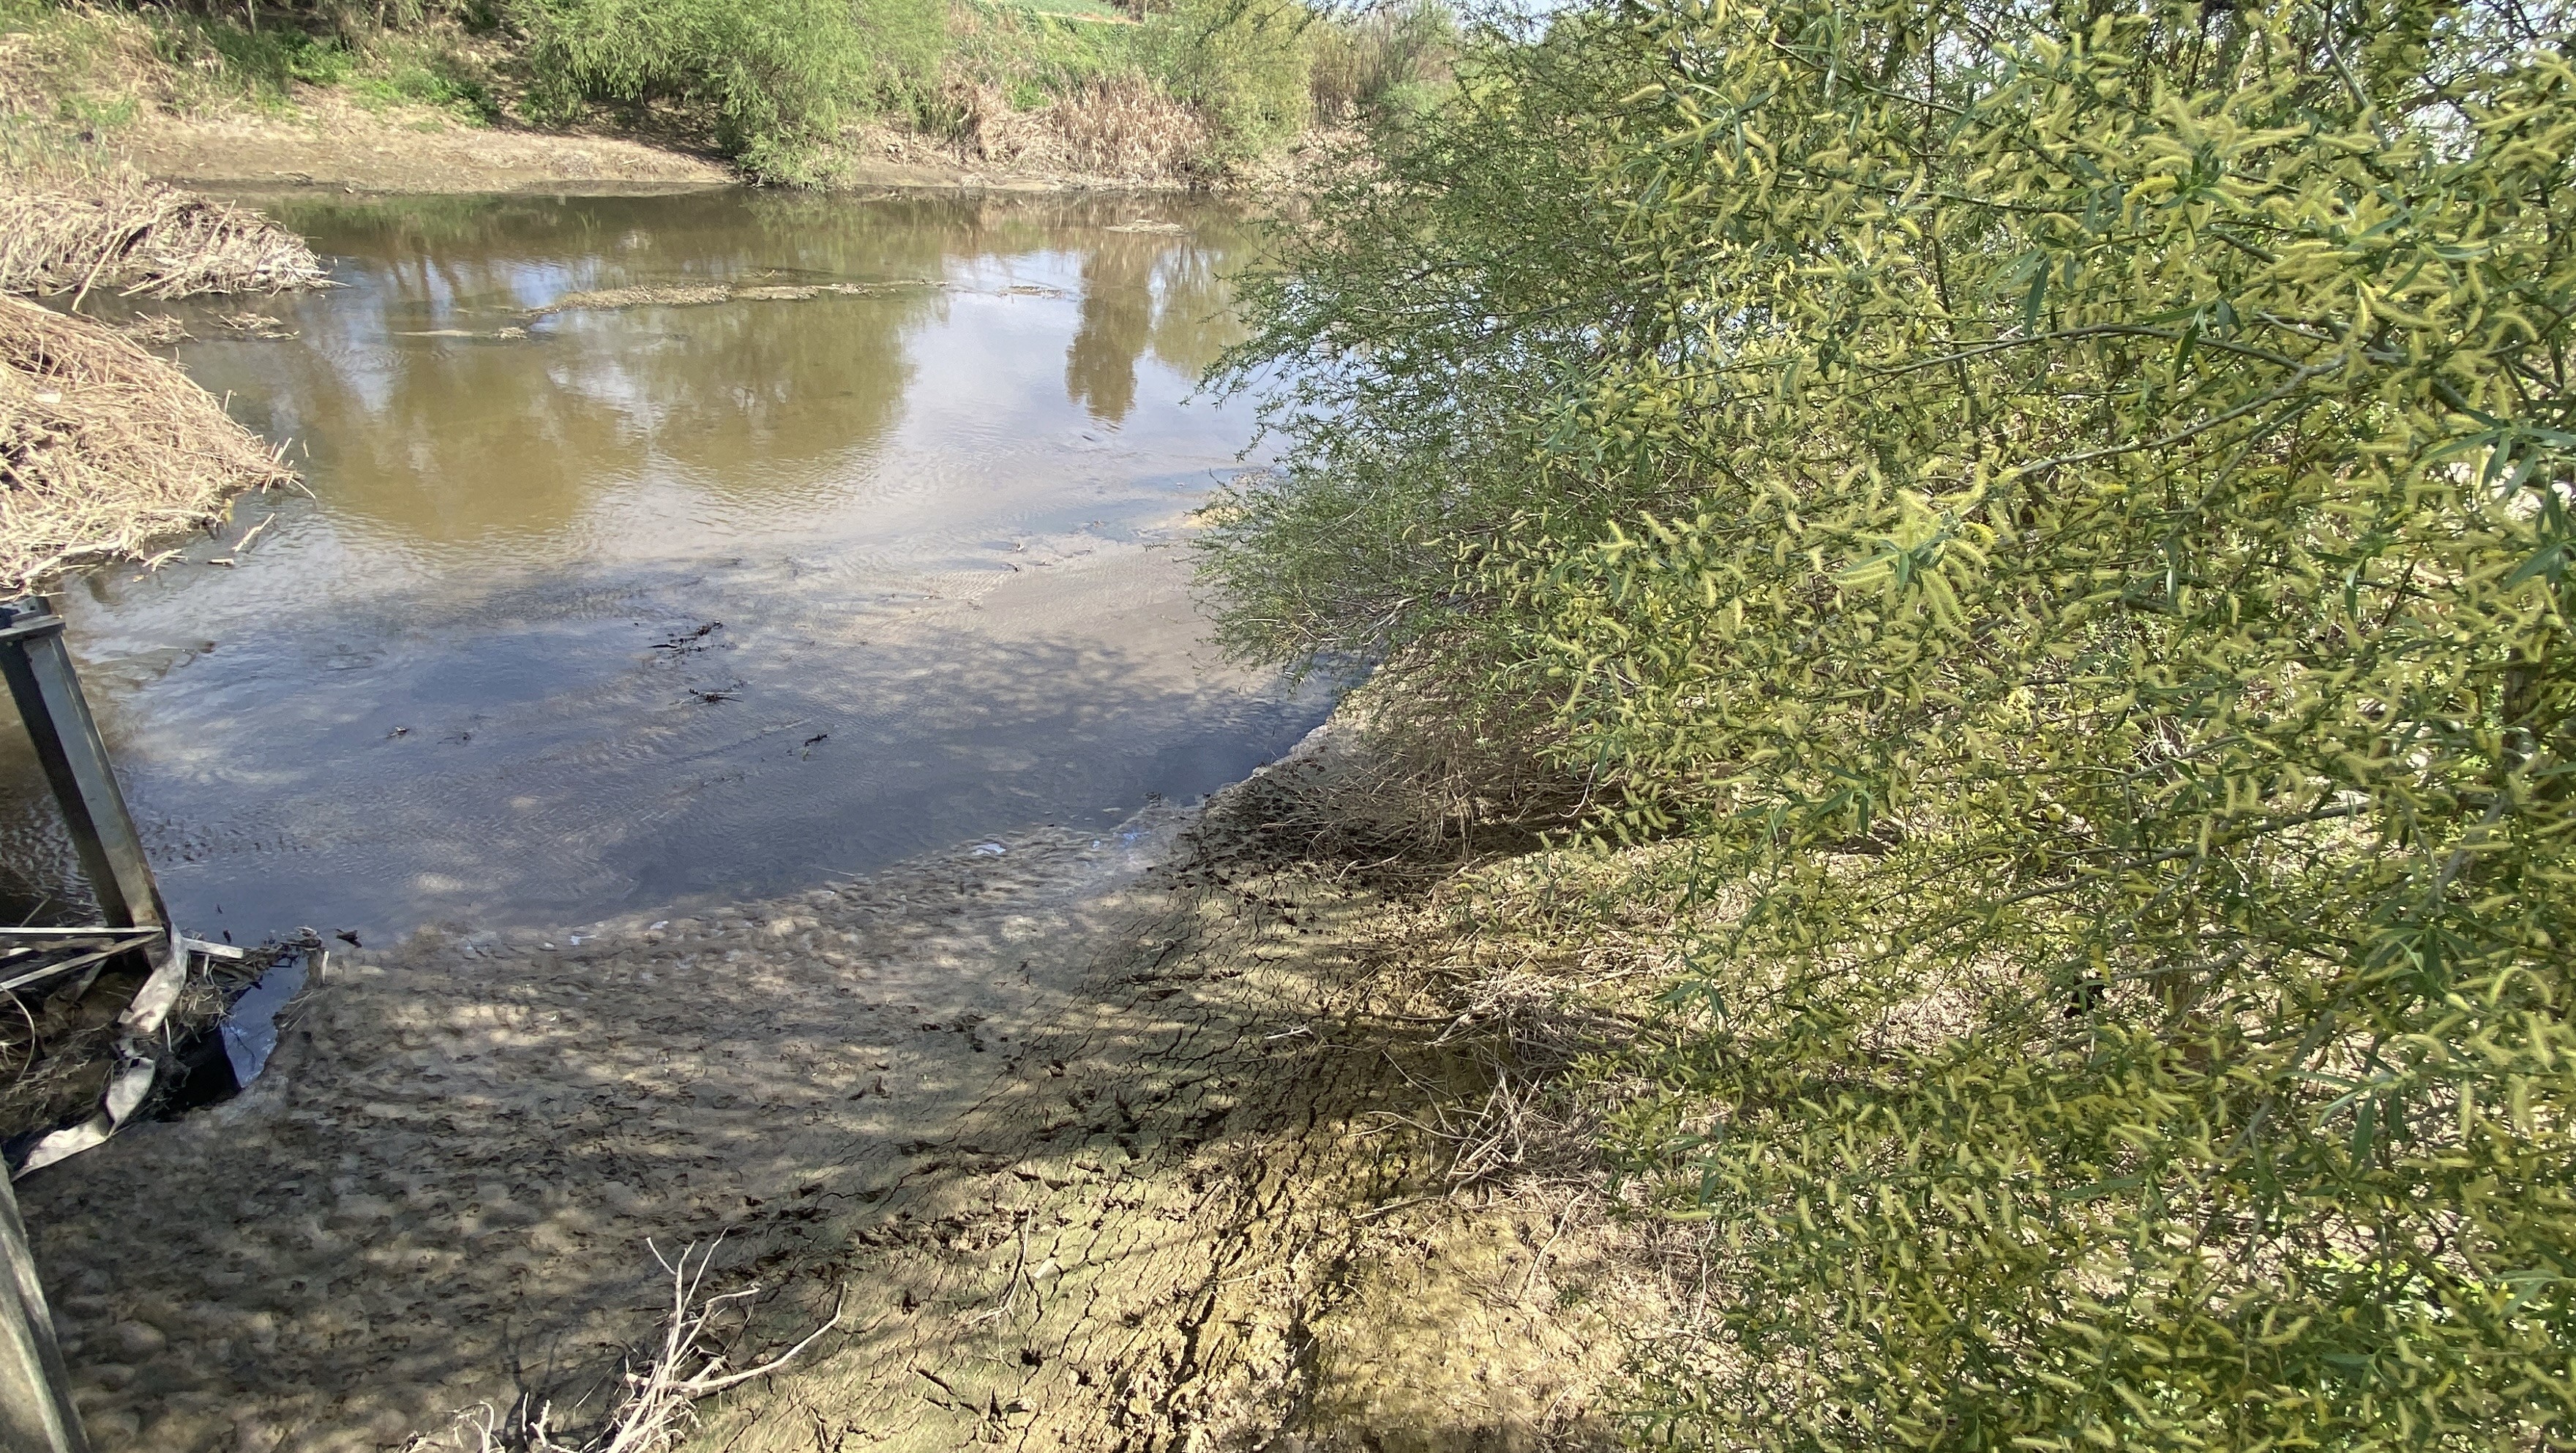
1207 0 2576 1445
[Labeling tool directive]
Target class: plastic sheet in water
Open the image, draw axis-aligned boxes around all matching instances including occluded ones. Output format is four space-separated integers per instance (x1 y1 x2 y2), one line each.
220 949 310 1086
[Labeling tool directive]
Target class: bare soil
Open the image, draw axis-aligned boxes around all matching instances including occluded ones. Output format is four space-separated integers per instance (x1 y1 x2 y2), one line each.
117 89 1255 197
19 724 1652 1452
122 94 735 195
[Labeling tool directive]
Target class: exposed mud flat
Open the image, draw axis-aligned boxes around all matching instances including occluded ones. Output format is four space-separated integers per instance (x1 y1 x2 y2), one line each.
117 89 1231 198
124 94 735 196
20 725 1655 1452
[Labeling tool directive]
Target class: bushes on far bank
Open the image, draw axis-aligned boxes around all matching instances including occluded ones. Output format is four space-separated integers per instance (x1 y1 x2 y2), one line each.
514 0 947 180
1147 0 1312 159
2 0 1456 184
1306 0 1450 124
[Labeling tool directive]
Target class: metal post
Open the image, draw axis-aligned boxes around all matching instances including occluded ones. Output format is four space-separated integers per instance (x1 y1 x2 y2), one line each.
0 598 165 934
0 595 141 1449
0 1169 88 1453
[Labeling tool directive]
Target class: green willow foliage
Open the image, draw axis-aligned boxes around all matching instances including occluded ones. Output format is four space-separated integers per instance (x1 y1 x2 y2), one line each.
1153 0 1320 157
514 0 944 175
1206 0 2576 1446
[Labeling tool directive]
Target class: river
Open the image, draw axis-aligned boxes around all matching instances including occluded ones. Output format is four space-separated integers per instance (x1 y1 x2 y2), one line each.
0 187 1331 943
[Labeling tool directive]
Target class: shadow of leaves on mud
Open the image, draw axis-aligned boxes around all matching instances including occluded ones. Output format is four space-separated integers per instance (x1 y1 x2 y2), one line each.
24 726 1630 1453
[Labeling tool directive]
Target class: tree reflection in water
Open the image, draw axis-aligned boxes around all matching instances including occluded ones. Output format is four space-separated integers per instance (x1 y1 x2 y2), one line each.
0 189 1308 937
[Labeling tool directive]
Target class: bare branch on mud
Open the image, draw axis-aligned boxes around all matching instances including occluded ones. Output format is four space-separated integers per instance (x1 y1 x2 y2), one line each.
408 1240 843 1453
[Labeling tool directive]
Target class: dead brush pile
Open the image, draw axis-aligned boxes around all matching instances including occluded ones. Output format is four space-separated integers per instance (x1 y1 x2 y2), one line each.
1208 661 1592 886
947 78 1211 183
410 1242 839 1453
1052 77 1209 179
1 297 295 593
0 162 329 301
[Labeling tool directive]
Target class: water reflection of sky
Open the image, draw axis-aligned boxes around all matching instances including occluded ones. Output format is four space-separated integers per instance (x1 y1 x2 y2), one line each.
0 189 1328 942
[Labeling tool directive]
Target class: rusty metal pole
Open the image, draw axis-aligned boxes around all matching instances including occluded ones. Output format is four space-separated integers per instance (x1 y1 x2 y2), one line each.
0 1171 87 1453
0 596 165 934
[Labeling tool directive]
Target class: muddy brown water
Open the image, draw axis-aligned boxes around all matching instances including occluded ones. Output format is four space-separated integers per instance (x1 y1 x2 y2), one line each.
0 188 1334 944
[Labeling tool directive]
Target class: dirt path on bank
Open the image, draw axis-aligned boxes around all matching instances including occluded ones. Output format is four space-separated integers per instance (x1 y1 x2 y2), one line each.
121 91 1197 196
125 97 733 194
19 726 1650 1453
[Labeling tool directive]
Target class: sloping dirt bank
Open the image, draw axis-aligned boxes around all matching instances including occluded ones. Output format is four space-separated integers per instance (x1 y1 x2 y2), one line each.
122 94 1322 197
20 724 1654 1452
121 94 735 196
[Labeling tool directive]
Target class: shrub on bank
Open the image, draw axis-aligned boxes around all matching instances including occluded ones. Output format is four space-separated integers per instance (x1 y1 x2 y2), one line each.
1147 0 1314 159
1207 0 2576 1445
6 0 1451 182
512 0 945 178
1306 0 1450 124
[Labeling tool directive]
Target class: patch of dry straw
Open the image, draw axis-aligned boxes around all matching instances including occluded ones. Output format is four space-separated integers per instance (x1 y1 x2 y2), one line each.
1 297 295 594
949 77 1212 181
0 164 328 302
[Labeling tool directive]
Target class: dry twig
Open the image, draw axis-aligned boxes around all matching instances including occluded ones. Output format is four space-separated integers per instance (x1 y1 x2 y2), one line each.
409 1240 843 1453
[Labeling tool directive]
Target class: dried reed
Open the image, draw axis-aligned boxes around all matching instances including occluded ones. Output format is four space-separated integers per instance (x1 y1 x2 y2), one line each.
1053 76 1209 179
1 296 296 594
947 78 1212 182
0 164 328 302
528 282 911 317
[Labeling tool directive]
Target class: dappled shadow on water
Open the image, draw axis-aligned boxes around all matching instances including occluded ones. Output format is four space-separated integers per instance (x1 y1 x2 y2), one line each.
0 554 1331 941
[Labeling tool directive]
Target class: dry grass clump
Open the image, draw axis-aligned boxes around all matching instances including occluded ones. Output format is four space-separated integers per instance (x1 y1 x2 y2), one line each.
531 283 733 316
1054 76 1208 178
1 296 295 593
0 157 328 301
946 78 1212 182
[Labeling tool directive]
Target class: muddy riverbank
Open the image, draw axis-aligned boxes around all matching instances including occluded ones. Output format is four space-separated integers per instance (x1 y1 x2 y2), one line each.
119 90 1252 198
1 4 1257 199
20 721 1655 1452
121 94 738 198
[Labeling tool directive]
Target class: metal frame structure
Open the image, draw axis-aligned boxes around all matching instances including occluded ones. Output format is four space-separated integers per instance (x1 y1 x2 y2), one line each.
0 591 163 1453
0 1173 87 1453
1 598 165 936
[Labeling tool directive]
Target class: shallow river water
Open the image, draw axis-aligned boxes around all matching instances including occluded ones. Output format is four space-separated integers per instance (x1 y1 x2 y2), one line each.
0 187 1330 942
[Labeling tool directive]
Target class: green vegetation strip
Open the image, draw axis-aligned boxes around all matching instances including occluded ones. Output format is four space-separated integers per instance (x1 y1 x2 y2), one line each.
1200 0 2576 1446
2 0 1458 187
